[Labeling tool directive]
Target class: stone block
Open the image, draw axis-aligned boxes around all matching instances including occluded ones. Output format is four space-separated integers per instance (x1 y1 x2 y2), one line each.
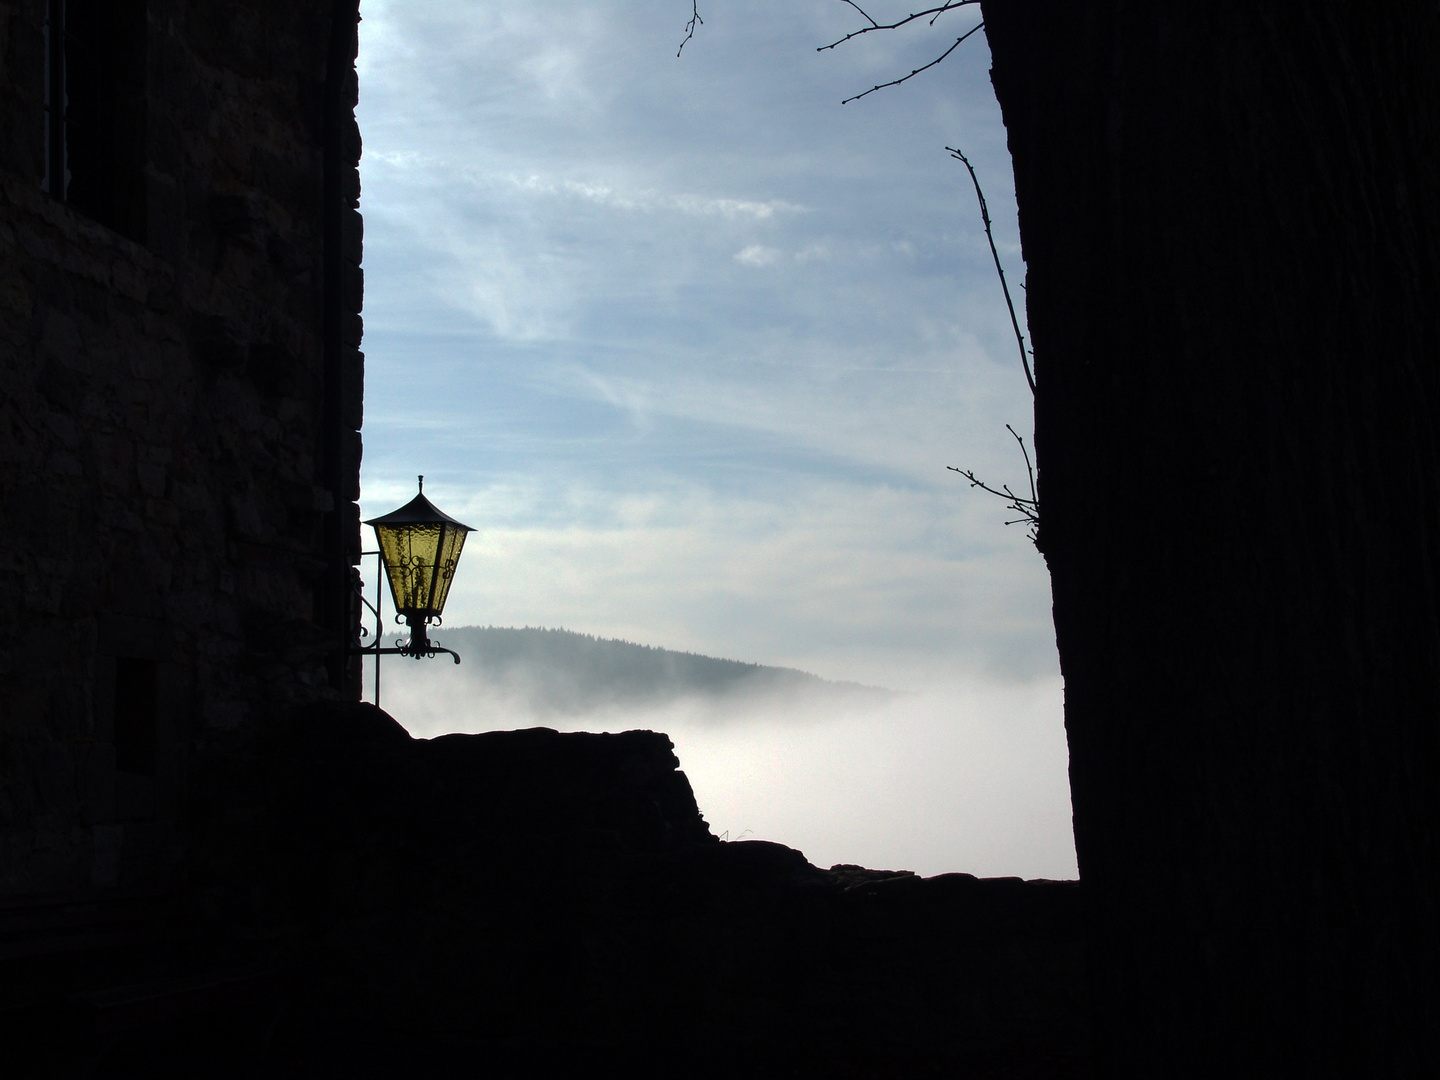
188 312 247 371
145 498 181 528
35 741 78 814
135 463 167 498
144 173 184 262
342 261 362 314
49 680 87 740
1 680 49 737
341 207 362 263
341 348 363 430
341 500 361 563
116 772 155 822
247 340 300 399
110 259 149 303
209 192 265 248
60 569 103 620
45 451 83 477
89 823 124 886
342 164 360 209
96 615 172 662
42 310 82 360
83 745 118 827
342 429 361 500
43 408 80 446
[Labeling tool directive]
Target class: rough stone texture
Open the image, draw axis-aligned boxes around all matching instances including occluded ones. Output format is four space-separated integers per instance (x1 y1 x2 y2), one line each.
2 706 1090 1078
0 3 363 900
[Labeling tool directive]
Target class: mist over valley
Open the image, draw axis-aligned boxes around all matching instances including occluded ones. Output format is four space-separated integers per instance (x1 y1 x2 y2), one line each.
365 626 1076 880
376 625 890 720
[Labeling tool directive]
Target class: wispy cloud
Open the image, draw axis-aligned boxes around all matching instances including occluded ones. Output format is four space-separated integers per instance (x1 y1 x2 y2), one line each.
354 0 1063 874
671 194 806 219
377 478 1055 689
734 244 781 266
482 172 807 219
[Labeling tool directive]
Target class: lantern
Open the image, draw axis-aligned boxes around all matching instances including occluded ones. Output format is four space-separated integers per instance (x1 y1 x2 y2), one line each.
364 476 473 656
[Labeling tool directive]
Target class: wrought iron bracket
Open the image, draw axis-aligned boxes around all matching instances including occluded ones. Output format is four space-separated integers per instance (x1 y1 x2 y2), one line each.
351 644 461 665
349 549 463 706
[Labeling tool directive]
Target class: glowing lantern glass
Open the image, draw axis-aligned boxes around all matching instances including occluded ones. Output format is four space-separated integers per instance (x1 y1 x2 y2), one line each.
364 477 473 653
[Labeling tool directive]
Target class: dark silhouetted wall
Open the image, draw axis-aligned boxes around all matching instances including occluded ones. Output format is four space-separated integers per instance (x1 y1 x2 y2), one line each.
984 1 1440 1073
0 0 364 901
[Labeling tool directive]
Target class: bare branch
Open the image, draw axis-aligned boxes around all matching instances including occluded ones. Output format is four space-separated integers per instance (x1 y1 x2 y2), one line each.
840 23 984 105
947 464 1039 541
836 1 881 31
677 1 703 57
948 146 1035 396
947 466 1036 510
818 1 981 52
1006 423 1037 506
940 146 1040 544
946 429 1040 545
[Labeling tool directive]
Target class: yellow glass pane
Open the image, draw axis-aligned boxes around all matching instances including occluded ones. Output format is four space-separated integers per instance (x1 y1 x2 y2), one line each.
429 525 468 616
376 522 443 613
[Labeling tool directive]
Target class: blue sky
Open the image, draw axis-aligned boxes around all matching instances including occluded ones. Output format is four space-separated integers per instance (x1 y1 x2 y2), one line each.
354 2 1073 875
355 0 1051 687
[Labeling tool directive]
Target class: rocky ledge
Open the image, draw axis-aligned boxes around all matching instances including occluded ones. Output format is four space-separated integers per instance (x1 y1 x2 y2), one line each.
10 703 1090 1078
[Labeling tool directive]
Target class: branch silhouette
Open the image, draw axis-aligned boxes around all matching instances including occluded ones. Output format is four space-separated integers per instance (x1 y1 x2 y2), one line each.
818 2 984 104
682 4 984 104
675 6 1036 545
948 147 1034 395
677 1 703 57
840 23 985 104
818 1 982 51
949 426 1038 543
946 150 1040 548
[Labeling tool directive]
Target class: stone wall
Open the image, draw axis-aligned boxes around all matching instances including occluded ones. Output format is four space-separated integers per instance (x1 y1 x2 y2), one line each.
2 708 1090 1078
0 1 363 900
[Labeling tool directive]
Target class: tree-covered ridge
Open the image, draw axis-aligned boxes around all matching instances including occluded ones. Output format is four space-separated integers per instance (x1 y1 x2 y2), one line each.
384 625 888 717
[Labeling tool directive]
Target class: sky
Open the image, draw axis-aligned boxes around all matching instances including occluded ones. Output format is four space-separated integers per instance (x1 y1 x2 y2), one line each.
354 1 1074 878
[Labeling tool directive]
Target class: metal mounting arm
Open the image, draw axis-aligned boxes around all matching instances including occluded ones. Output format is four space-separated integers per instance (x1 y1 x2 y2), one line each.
366 644 462 665
349 550 463 708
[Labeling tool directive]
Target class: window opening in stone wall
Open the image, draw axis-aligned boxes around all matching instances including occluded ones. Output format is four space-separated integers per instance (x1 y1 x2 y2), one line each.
113 656 158 777
43 0 148 243
354 6 1077 881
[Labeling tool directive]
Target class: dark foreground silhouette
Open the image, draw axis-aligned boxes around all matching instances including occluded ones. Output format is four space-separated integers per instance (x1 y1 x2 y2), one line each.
985 3 1440 1072
3 702 1087 1078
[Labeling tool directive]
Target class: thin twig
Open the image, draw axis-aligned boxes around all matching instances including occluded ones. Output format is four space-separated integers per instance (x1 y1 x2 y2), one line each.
807 4 1038 543
677 1 703 57
947 146 1035 396
835 1 880 31
841 24 984 104
1007 424 1037 506
947 464 1039 535
947 467 1031 507
818 1 980 52
944 167 1040 545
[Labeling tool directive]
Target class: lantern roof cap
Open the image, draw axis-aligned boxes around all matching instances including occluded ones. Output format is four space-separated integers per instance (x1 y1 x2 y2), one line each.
364 490 473 532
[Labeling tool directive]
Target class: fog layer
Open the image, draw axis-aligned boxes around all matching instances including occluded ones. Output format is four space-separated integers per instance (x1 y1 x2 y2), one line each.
365 628 1076 880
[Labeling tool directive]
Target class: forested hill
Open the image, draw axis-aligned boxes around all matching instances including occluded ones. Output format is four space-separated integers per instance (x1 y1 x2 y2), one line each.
385 625 888 717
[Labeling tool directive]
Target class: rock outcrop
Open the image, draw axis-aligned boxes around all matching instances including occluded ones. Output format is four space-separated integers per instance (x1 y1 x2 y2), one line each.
6 703 1088 1077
